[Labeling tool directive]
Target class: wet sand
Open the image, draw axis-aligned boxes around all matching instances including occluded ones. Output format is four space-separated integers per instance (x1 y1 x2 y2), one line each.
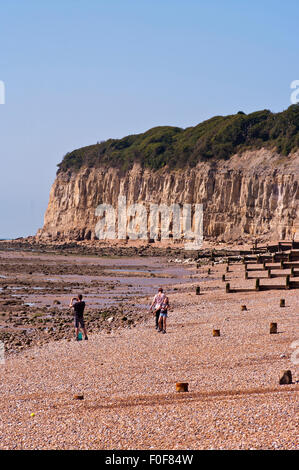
0 250 194 353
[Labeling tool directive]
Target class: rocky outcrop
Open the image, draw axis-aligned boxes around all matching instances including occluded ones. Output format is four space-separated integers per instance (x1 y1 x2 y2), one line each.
37 149 299 242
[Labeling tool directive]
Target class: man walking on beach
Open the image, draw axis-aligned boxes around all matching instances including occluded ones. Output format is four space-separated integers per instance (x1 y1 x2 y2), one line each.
149 287 166 330
158 294 170 334
69 294 88 341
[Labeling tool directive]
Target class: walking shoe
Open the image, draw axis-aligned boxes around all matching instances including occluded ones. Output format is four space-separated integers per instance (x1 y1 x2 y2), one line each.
162 330 166 334
84 336 88 340
157 329 162 332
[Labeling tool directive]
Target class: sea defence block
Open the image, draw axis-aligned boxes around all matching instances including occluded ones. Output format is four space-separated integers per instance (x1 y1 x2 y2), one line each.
176 382 188 392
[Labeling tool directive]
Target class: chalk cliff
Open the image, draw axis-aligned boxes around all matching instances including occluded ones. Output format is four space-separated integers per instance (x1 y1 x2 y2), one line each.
37 149 299 243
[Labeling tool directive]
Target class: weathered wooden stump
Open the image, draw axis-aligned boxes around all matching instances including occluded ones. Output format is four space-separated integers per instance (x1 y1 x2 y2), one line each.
245 271 248 280
270 322 277 334
208 268 211 275
285 275 290 290
196 286 200 295
255 278 260 291
226 266 229 273
267 268 272 279
280 298 285 307
226 282 230 293
73 394 84 400
222 274 225 282
291 267 295 276
279 370 292 385
176 382 188 392
241 305 247 311
213 329 220 337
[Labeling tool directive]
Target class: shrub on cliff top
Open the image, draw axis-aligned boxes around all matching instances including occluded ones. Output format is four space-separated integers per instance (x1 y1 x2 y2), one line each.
57 105 299 173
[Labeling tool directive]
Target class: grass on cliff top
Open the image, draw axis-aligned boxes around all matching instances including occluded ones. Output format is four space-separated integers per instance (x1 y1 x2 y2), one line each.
57 105 299 173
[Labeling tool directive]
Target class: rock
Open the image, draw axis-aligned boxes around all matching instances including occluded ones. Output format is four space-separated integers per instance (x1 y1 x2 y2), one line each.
107 316 114 323
279 370 292 385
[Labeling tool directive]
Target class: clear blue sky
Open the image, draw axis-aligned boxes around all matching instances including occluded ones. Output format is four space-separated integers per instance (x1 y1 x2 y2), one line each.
0 0 298 238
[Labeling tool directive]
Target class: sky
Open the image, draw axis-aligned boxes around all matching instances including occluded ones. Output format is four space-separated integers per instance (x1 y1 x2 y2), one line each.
0 0 298 238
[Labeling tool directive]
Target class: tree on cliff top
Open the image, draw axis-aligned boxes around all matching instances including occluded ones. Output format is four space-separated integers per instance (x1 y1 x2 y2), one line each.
57 105 299 173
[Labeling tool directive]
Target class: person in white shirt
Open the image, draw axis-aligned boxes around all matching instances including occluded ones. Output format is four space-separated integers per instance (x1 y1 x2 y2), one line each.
149 287 166 330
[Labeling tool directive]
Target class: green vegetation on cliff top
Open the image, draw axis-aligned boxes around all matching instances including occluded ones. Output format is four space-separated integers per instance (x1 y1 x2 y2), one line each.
58 105 299 173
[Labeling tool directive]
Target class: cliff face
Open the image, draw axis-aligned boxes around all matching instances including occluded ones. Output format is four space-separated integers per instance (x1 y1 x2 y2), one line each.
38 149 299 243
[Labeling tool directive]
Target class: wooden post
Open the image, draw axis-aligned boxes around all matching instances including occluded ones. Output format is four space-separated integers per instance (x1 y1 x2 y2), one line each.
208 268 211 275
245 271 248 280
255 278 260 291
286 275 290 290
291 267 294 277
280 260 284 269
212 329 220 337
226 283 230 293
196 286 200 295
280 298 285 307
222 274 225 282
226 266 229 273
73 394 84 400
267 268 272 279
241 305 247 311
270 322 277 334
176 382 188 392
279 370 292 385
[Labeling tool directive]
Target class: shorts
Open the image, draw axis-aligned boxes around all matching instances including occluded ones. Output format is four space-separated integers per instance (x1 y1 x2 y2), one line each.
159 312 168 318
74 315 85 328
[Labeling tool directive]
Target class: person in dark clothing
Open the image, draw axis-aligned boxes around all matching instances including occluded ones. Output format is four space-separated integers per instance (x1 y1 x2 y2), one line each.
69 294 88 341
